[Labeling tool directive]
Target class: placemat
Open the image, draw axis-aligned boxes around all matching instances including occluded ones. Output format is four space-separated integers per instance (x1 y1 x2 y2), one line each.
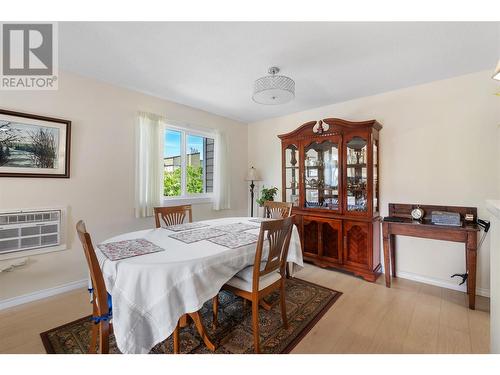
164 222 210 232
212 222 259 233
208 232 258 249
98 239 165 261
248 218 275 223
168 228 226 244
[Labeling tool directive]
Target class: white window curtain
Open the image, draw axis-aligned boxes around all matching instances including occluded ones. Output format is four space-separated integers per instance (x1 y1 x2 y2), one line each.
213 129 231 210
135 112 164 218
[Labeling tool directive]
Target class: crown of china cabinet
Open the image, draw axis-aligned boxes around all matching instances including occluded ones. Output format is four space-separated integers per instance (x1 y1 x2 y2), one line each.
278 118 382 281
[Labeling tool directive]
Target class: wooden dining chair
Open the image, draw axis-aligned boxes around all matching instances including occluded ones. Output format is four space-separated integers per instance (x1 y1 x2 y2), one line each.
76 220 113 354
154 205 193 228
78 220 187 354
263 201 293 219
212 216 294 353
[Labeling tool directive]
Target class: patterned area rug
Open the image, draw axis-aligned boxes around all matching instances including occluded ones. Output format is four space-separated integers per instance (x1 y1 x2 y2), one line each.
41 278 341 354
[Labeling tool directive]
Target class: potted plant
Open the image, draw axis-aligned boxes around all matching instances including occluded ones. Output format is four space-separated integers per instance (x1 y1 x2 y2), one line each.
256 186 279 216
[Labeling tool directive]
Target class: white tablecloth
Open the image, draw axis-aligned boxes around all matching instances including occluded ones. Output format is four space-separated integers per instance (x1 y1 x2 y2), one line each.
96 217 303 354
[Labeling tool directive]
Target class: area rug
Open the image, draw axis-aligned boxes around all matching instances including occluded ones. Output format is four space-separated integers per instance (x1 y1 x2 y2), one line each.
41 278 341 354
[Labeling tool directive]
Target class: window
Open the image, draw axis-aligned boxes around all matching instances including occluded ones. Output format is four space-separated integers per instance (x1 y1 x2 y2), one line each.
163 125 214 200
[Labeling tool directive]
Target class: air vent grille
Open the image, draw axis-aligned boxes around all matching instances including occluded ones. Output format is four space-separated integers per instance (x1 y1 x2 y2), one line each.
0 210 61 255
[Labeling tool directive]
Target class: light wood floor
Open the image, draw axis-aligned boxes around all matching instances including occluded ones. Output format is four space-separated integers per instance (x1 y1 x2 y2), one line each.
0 264 490 354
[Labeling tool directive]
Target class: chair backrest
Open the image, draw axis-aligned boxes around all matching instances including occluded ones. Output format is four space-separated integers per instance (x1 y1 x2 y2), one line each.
252 216 294 289
76 220 109 317
263 201 293 219
154 205 193 228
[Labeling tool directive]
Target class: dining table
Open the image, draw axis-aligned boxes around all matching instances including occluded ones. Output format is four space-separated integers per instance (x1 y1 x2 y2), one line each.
95 216 304 354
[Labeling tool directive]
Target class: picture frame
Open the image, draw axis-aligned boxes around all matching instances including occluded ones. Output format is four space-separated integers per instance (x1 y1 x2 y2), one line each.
290 194 299 207
0 109 71 178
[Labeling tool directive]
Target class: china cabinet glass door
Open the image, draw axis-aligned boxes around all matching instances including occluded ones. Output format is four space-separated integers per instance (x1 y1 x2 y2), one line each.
303 139 340 211
345 135 368 213
284 144 300 206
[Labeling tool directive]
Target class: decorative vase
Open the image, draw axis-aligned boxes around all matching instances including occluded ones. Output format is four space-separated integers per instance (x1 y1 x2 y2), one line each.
257 206 265 218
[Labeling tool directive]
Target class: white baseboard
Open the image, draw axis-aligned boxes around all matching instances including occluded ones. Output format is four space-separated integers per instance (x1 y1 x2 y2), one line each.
0 279 88 311
395 270 490 298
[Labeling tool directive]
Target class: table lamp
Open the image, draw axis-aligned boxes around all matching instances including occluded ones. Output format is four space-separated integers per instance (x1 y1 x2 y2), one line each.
245 166 261 217
493 59 500 81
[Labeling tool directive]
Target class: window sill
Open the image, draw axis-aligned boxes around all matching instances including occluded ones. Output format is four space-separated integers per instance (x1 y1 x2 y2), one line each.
162 196 213 206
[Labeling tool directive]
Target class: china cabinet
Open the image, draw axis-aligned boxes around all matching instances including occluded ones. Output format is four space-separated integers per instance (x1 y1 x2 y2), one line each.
278 118 382 281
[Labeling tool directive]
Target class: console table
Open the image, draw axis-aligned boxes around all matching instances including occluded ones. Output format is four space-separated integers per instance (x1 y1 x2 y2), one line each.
382 203 480 309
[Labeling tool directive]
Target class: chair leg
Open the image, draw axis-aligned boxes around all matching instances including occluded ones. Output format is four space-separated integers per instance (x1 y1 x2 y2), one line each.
286 262 293 279
251 298 260 354
212 295 219 328
98 321 110 354
173 322 180 354
259 298 272 311
89 298 98 354
280 279 289 329
88 322 98 354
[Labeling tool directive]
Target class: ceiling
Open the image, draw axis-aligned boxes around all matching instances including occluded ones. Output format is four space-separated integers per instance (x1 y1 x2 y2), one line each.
59 22 500 123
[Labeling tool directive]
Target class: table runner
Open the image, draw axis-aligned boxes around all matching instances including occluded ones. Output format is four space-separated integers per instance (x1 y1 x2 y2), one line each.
96 217 303 354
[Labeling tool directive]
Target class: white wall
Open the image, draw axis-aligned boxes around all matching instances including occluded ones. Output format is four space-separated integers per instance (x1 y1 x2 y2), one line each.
1 69 497 304
489 123 500 353
487 200 500 353
0 71 248 301
248 70 500 295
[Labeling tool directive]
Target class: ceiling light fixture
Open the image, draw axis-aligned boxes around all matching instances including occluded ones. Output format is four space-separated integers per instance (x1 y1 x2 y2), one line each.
252 67 295 105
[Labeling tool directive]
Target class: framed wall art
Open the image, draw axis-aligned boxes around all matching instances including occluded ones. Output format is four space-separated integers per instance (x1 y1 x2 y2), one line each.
0 109 71 178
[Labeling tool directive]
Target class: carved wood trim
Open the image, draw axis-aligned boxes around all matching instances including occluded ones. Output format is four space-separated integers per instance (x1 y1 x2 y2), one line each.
278 118 382 140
